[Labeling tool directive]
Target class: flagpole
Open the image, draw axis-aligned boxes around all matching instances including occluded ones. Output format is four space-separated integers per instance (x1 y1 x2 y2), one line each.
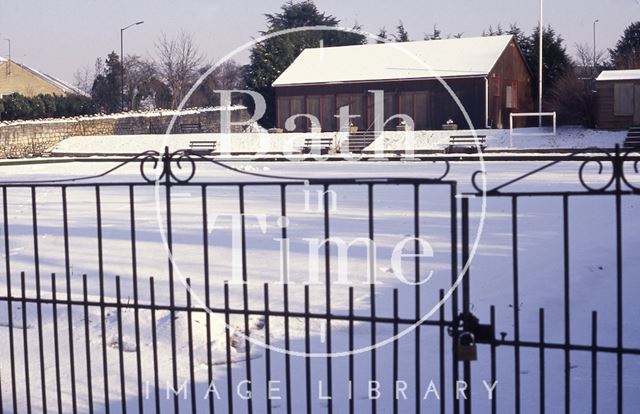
538 0 543 127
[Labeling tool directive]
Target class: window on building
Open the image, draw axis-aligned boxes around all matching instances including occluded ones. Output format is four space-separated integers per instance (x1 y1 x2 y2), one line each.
505 81 518 110
614 83 634 116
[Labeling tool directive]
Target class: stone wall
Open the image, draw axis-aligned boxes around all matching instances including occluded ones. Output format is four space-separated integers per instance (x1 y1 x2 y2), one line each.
0 106 250 158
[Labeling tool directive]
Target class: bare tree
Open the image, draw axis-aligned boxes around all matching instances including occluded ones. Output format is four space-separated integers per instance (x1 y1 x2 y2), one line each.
154 31 204 109
123 54 157 110
574 42 607 69
73 58 104 95
190 60 246 107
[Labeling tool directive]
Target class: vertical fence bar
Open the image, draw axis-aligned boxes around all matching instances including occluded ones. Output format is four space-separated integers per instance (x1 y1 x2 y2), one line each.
413 184 421 414
439 289 446 414
224 282 234 414
51 273 63 414
370 282 377 414
450 183 459 414
614 146 623 414
539 308 545 414
349 287 355 414
490 305 497 414
61 186 78 414
393 289 399 414
280 184 289 283
304 285 312 414
82 274 94 414
20 272 32 414
149 277 160 413
281 184 292 414
95 186 110 414
367 185 375 414
35 261 47 414
512 196 521 414
31 187 47 413
186 278 196 414
238 185 253 414
562 195 570 414
283 282 292 414
202 184 215 414
3 187 18 414
115 276 126 414
592 311 598 414
264 284 272 414
128 185 143 413
163 149 179 414
99 274 109 414
461 197 471 414
324 184 334 414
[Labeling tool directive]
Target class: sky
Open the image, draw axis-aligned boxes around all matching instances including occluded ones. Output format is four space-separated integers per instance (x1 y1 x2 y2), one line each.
0 0 637 85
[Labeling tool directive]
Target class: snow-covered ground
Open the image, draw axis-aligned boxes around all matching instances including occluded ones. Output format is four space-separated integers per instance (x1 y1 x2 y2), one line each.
47 127 627 157
0 158 638 413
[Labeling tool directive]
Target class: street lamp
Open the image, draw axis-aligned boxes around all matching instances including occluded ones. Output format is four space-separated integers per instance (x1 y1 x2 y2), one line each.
120 20 144 112
593 19 599 78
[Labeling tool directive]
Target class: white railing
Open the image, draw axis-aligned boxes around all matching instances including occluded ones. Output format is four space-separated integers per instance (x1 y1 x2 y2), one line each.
509 112 557 147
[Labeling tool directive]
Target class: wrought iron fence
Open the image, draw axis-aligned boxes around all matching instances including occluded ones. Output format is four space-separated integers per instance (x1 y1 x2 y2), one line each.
0 146 638 413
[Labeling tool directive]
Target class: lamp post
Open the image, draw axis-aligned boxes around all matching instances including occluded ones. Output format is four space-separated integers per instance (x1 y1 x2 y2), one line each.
120 21 144 112
593 19 599 78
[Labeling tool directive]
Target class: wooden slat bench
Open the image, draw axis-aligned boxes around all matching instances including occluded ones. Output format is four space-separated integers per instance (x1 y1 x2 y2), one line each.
445 135 487 154
188 140 217 154
180 123 202 133
301 137 333 155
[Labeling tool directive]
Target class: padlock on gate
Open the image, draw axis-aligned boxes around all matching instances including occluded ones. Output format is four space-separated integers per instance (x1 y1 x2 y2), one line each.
457 332 478 362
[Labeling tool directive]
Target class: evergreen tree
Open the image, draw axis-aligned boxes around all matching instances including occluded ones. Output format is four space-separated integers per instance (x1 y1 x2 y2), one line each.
529 25 572 101
91 52 122 113
245 0 366 127
610 21 640 69
376 27 388 44
393 21 410 42
483 24 571 104
424 25 441 41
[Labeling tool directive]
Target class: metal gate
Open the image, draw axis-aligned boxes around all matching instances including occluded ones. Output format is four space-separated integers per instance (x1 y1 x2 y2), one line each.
0 146 638 413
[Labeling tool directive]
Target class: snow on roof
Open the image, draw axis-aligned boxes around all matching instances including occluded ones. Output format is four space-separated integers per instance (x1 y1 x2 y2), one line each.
14 61 86 95
596 69 640 82
273 35 514 86
0 58 85 95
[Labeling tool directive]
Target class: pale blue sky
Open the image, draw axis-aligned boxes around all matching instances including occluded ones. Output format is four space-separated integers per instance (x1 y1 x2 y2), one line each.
0 0 637 84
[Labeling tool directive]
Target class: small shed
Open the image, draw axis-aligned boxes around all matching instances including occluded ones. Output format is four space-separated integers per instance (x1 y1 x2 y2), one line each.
595 69 640 129
272 35 534 132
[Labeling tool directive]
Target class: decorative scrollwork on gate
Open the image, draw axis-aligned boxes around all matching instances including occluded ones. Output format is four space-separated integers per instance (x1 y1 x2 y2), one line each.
621 147 640 192
470 146 640 194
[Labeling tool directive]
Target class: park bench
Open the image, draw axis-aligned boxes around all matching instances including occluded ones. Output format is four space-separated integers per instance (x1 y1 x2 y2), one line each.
180 122 202 133
301 137 333 155
445 135 487 154
188 140 217 154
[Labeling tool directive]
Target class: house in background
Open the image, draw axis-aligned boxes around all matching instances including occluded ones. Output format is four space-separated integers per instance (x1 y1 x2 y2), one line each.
272 35 534 132
595 69 640 129
0 57 83 97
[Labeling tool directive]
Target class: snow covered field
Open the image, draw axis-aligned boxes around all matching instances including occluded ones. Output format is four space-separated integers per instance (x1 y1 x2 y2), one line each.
47 126 627 157
0 157 638 413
